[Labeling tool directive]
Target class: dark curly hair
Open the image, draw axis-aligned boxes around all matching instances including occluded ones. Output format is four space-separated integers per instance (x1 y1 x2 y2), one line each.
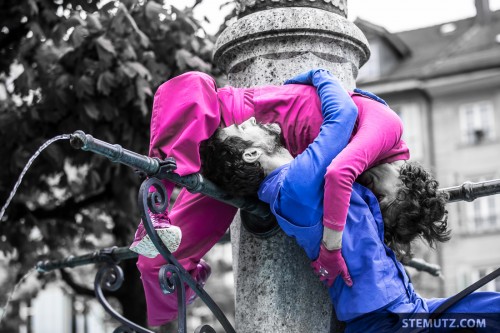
383 162 451 263
200 128 266 197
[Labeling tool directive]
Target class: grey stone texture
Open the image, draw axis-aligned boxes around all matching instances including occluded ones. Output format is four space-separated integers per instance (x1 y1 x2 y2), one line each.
214 7 370 90
214 4 369 332
230 214 332 332
235 0 348 18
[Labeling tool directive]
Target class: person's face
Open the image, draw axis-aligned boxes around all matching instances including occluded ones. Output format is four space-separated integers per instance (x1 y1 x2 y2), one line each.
358 162 403 211
219 117 282 153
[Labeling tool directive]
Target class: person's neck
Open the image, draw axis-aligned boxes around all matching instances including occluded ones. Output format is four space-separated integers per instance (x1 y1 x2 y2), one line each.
260 148 294 176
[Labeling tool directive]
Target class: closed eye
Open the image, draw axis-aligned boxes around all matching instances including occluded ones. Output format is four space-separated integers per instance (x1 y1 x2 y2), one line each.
381 199 396 216
376 194 384 201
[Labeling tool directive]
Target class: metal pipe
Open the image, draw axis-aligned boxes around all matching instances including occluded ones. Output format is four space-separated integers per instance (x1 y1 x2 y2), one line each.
407 258 441 277
36 246 443 277
69 130 500 222
70 130 160 175
159 172 274 220
36 247 138 273
69 130 500 233
70 130 274 222
440 179 500 203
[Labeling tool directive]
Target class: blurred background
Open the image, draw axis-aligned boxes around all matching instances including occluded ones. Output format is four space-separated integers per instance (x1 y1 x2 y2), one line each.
0 0 499 332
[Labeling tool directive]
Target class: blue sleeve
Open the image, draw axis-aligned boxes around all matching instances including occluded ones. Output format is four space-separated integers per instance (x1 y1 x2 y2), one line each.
353 88 388 106
281 70 358 202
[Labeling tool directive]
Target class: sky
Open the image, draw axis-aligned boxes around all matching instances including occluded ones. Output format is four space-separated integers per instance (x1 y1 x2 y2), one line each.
167 0 500 34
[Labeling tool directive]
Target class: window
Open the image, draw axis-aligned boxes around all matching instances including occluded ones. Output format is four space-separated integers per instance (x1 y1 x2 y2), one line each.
458 266 500 293
459 101 496 145
392 104 424 161
440 23 457 35
471 267 500 292
463 175 500 232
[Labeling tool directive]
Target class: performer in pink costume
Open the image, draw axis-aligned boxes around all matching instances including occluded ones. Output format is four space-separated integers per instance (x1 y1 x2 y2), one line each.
134 71 410 325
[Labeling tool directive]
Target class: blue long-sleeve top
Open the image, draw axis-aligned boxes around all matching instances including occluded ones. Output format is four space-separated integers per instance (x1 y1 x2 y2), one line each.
257 72 412 321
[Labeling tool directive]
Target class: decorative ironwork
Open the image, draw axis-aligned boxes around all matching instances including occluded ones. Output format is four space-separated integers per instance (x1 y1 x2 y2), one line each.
32 131 500 331
36 246 442 279
70 130 278 237
37 178 237 332
194 326 217 333
158 264 187 332
37 248 149 332
94 262 153 333
138 177 236 333
36 247 138 273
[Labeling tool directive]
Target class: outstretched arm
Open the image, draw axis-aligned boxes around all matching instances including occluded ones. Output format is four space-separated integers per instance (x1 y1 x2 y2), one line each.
282 69 357 196
285 71 406 287
322 94 405 232
283 69 357 286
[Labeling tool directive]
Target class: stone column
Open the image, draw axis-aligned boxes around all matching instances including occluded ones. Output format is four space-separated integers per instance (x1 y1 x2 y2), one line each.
214 1 369 332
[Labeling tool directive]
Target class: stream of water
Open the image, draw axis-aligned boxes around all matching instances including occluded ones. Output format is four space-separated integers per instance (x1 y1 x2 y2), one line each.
0 267 36 324
0 134 71 221
0 134 72 325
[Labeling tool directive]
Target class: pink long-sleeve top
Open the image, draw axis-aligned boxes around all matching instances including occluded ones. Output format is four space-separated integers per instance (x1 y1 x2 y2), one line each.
139 72 409 325
241 83 408 231
151 72 409 231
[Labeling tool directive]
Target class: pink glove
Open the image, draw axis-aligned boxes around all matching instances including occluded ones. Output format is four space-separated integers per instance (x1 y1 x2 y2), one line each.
311 245 353 287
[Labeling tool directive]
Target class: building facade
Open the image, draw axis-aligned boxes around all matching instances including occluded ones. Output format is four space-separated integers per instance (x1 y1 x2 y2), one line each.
356 0 500 297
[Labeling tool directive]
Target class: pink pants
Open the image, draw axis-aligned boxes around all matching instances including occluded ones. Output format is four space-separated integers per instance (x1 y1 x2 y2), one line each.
137 190 236 325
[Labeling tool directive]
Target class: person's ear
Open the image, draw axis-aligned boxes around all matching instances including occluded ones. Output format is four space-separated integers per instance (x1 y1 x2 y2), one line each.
242 147 263 163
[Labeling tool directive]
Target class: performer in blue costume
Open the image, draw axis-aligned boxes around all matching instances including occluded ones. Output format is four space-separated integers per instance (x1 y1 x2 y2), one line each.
202 70 500 332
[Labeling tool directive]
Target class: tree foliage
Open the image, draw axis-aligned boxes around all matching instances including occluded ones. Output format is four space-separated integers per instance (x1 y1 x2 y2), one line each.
0 0 220 327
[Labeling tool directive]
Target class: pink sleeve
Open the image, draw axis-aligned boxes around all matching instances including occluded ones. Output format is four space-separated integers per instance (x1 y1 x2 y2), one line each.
323 96 405 231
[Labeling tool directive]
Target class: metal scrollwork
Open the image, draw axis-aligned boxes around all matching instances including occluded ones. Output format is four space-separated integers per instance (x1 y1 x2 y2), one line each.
146 182 169 215
94 263 153 333
194 325 217 333
159 264 178 295
139 177 236 333
99 263 124 292
159 264 187 332
33 130 500 332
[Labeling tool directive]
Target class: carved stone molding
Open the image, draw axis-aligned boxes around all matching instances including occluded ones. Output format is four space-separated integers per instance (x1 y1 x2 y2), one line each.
235 0 348 18
214 7 369 89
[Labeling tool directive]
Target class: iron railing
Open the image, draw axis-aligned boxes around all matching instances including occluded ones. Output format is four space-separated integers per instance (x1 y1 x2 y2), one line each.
35 130 500 332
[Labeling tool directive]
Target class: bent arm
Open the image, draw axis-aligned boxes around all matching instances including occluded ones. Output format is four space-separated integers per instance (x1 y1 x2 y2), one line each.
323 98 405 231
282 70 358 198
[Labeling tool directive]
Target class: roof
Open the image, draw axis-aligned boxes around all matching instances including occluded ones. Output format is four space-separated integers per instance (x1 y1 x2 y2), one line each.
355 18 411 58
356 10 500 84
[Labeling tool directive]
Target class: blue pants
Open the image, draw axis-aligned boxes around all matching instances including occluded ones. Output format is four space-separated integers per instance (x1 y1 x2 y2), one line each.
346 291 500 333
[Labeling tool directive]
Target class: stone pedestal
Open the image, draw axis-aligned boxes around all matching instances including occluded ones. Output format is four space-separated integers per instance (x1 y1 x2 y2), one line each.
215 6 369 90
214 3 369 332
